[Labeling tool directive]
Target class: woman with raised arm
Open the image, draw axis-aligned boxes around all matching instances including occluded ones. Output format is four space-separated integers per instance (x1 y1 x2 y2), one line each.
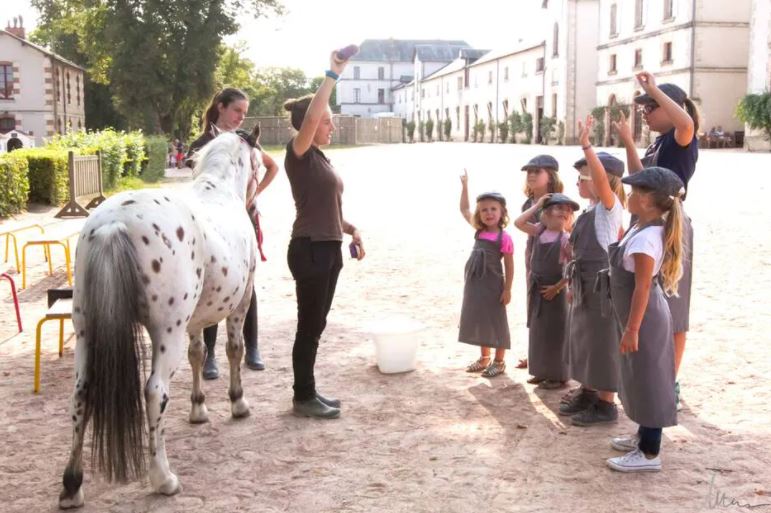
284 50 365 419
614 72 699 410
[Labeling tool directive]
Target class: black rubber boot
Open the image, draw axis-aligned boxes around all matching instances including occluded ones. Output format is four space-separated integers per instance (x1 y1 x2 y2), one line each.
203 337 219 380
244 339 265 371
293 397 340 419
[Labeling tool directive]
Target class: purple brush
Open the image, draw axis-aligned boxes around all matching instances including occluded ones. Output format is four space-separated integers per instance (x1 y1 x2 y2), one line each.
335 44 359 62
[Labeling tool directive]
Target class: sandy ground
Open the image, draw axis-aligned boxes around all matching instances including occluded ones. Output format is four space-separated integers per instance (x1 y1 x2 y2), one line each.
1 142 770 513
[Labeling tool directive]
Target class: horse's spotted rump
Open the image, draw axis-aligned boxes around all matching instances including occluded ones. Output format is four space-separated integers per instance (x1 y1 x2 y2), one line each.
168 297 174 306
122 200 136 206
151 260 161 273
142 236 150 245
222 267 228 276
176 227 184 242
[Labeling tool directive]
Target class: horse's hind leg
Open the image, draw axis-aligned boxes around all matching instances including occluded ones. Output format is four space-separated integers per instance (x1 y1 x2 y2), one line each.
59 329 88 509
226 292 252 418
145 327 186 496
187 331 209 424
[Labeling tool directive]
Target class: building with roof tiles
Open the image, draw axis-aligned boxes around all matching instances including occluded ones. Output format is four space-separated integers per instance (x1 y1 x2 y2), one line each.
1 17 86 145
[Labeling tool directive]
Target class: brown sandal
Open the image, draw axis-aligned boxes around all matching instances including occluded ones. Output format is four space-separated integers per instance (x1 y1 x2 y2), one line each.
466 357 491 372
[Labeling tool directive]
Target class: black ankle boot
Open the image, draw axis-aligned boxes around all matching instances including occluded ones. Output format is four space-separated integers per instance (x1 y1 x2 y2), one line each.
293 397 340 419
203 339 219 380
244 339 265 370
316 392 341 408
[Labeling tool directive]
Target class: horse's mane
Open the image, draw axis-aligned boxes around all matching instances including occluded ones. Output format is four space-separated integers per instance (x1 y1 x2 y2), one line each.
192 132 242 179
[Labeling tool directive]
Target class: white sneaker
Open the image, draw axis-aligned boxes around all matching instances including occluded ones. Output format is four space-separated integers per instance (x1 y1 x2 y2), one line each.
606 449 662 473
610 434 640 452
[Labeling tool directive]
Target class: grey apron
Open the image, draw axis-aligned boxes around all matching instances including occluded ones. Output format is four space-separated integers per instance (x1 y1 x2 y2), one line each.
458 230 511 349
641 153 693 333
603 222 677 428
527 228 569 381
564 205 620 391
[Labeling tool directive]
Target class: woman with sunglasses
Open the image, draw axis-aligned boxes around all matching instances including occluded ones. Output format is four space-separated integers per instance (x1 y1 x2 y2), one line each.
614 71 699 410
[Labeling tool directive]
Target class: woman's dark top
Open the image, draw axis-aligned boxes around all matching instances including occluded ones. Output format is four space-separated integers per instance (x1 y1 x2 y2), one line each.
284 139 345 242
642 128 698 193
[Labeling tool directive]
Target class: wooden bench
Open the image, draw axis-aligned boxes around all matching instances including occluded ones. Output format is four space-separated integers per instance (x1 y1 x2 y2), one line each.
34 297 72 393
56 151 106 218
1 222 45 272
21 220 84 289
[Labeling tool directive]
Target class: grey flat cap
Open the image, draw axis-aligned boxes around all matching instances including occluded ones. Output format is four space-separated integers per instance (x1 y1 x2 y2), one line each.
573 151 625 177
521 154 559 171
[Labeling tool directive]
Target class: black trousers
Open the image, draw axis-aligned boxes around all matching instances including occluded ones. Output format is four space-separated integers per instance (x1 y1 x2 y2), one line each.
287 238 343 401
203 287 258 351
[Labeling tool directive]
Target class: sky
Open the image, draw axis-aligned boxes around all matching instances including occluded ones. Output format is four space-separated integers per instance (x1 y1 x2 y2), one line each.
5 0 548 76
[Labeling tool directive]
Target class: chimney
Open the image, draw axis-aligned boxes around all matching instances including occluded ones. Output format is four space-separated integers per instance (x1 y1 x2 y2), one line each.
6 16 26 40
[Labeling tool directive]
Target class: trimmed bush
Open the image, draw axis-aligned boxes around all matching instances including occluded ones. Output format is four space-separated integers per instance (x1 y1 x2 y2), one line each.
14 148 69 205
142 135 168 183
123 131 147 178
0 153 30 216
425 119 434 142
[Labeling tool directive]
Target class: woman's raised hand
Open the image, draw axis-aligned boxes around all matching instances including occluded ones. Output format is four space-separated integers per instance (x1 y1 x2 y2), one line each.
578 115 593 147
635 71 657 94
460 168 469 187
330 50 348 76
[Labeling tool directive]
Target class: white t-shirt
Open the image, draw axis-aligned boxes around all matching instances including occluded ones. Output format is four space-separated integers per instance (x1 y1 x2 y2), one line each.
620 225 664 275
590 196 624 250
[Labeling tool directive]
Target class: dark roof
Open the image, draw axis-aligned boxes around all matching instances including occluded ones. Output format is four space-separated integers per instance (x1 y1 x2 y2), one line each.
459 48 490 61
352 39 470 62
0 30 86 71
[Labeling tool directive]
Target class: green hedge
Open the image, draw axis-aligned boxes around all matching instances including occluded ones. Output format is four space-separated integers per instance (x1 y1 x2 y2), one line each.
142 135 168 183
46 129 146 190
13 148 69 205
0 153 30 216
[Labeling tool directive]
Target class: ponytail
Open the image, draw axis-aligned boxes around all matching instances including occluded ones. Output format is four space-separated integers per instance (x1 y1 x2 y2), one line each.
683 98 700 133
660 196 684 296
283 94 314 131
608 174 627 208
200 88 248 131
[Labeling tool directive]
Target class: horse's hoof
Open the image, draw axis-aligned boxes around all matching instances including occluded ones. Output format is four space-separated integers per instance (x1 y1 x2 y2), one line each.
58 487 84 509
156 473 182 496
231 398 250 418
189 404 209 424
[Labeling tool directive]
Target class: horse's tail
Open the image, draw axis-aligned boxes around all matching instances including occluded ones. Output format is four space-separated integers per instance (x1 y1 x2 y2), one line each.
80 222 146 482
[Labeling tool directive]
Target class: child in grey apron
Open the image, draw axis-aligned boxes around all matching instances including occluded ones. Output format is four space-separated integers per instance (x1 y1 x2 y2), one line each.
514 193 578 388
458 179 513 378
604 166 683 473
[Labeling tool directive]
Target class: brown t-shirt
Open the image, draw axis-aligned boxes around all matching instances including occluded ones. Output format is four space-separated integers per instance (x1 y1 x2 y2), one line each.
285 139 345 241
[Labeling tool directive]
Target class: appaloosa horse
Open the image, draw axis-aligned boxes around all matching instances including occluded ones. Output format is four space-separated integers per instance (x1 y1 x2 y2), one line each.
58 129 260 509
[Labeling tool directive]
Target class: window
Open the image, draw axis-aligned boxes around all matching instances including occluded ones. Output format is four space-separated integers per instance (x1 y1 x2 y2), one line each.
354 66 360 79
464 68 469 88
457 77 463 90
378 89 385 104
421 88 425 98
436 84 440 95
609 54 617 74
610 3 618 36
446 82 449 93
662 42 673 63
635 0 644 28
522 62 528 77
66 72 71 104
553 23 559 57
0 64 13 98
488 70 493 84
354 88 361 103
0 116 15 133
504 67 509 81
634 48 643 69
536 57 544 72
378 67 384 80
502 99 509 118
76 74 81 106
663 0 674 20
552 94 557 117
456 106 460 126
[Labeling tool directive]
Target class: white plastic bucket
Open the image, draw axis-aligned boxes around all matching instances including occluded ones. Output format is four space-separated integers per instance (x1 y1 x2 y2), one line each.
368 317 424 374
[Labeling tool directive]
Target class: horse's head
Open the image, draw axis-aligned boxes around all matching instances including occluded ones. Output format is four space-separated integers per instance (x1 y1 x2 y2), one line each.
193 128 257 204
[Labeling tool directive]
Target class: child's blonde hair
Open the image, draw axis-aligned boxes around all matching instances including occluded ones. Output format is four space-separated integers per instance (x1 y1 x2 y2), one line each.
608 174 627 208
637 187 684 295
472 200 510 231
523 167 564 198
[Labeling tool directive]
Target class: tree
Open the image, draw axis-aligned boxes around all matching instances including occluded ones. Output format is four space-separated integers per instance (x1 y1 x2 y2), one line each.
443 118 452 141
31 0 283 137
251 67 314 116
425 119 434 142
539 116 557 145
736 93 771 144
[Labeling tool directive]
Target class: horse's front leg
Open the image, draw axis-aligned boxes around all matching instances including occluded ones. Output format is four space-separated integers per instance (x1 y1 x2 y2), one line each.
58 332 88 509
226 293 251 418
145 326 186 496
187 331 209 424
